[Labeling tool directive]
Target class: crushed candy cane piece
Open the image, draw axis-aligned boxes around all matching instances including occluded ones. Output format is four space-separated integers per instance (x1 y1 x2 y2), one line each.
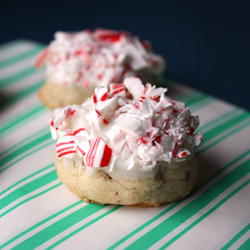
56 135 78 159
85 136 112 168
34 48 50 68
110 83 126 96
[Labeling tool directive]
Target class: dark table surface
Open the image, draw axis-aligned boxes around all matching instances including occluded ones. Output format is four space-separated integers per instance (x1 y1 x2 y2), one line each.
1 0 249 111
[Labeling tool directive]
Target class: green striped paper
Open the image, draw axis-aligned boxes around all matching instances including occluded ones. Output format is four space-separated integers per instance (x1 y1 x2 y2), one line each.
0 40 250 250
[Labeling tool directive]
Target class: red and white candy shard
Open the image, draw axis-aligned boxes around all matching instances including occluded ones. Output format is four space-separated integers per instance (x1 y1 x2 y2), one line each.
110 83 126 97
34 28 165 88
93 86 108 103
85 136 112 168
71 128 87 137
124 77 145 101
52 105 76 128
34 48 50 68
95 28 128 42
50 76 203 173
50 119 58 140
145 84 167 101
176 149 191 158
193 131 204 147
51 104 91 135
56 135 78 159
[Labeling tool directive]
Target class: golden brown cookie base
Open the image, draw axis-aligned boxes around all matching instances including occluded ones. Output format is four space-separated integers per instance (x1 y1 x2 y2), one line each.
38 80 95 109
54 155 199 207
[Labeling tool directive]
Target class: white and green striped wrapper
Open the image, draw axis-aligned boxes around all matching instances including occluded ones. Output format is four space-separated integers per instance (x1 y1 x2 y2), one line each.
0 40 250 250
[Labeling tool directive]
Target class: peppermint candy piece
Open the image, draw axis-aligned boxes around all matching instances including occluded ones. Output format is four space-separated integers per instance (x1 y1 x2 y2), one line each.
95 95 118 123
138 99 151 116
124 77 144 101
95 28 128 43
193 131 204 147
34 48 50 68
50 119 58 140
77 45 91 64
85 136 112 168
114 139 126 155
174 100 186 110
110 83 126 96
159 94 173 108
93 86 108 104
56 135 78 159
145 85 167 100
176 149 191 159
71 128 88 137
189 115 200 135
53 106 73 128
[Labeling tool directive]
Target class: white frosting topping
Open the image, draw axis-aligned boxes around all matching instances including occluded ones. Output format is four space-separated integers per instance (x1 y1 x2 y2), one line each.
35 28 165 88
50 77 203 179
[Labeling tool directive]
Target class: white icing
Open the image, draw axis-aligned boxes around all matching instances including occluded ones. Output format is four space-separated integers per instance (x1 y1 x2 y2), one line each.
35 28 165 88
50 77 203 179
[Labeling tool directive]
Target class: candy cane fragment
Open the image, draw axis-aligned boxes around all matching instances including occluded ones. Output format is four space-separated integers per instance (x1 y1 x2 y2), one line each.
85 136 112 168
95 28 128 43
56 135 78 159
110 83 126 96
34 48 50 68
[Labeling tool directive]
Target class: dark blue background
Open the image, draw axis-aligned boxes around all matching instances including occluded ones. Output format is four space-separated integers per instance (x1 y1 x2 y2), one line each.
1 0 249 111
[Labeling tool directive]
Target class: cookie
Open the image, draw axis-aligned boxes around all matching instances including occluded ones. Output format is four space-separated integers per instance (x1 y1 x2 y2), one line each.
50 77 203 206
35 29 165 109
37 79 94 109
55 154 199 206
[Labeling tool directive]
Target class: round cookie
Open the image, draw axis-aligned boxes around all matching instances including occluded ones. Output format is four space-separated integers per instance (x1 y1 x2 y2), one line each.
50 77 203 206
37 79 95 109
55 154 199 206
35 28 165 109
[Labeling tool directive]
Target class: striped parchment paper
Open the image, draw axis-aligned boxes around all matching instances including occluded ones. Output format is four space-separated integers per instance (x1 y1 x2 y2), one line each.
0 40 250 250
